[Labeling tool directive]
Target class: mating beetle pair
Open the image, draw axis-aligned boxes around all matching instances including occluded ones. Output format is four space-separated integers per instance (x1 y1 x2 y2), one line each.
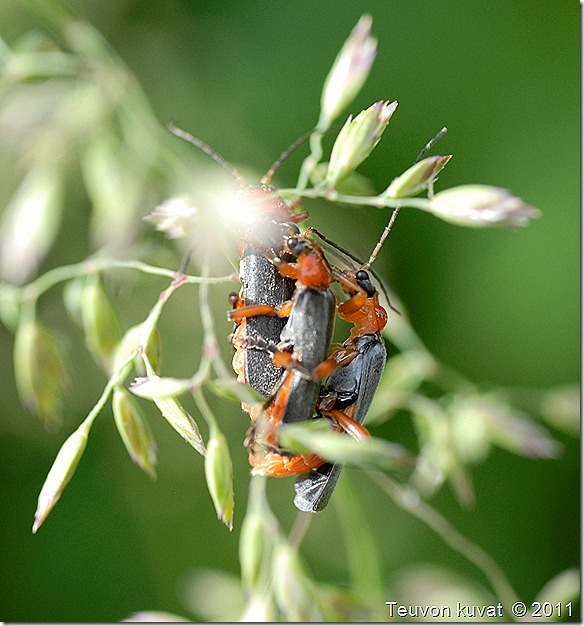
228 184 389 512
170 125 391 512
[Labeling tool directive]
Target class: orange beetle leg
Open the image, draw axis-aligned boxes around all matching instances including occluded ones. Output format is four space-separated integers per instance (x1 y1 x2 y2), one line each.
322 408 371 442
327 343 361 368
271 259 299 280
309 357 339 381
337 291 368 316
229 303 280 322
228 300 293 323
304 344 361 382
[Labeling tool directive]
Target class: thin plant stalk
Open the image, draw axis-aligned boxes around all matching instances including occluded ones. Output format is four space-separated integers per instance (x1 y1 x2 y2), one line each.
370 471 520 619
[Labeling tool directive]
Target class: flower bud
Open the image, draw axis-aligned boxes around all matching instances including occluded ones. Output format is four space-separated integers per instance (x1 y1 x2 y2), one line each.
385 155 452 198
326 101 397 188
144 198 198 240
0 166 63 284
130 375 191 399
449 398 490 464
143 328 162 374
33 421 90 532
63 276 86 327
150 395 206 457
320 14 377 127
476 395 562 458
113 324 162 380
124 611 190 622
206 378 264 407
112 387 157 478
540 385 580 436
80 274 123 373
279 422 409 471
273 542 323 621
205 430 235 530
239 507 270 592
0 283 22 332
2 50 80 82
536 569 580 608
240 594 277 622
428 185 541 227
133 342 205 455
81 129 143 250
14 317 66 430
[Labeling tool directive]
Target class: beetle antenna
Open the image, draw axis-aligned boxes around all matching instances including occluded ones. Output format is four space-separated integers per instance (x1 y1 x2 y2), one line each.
168 122 247 186
262 130 314 184
360 207 401 271
361 127 448 271
304 227 365 266
303 227 397 313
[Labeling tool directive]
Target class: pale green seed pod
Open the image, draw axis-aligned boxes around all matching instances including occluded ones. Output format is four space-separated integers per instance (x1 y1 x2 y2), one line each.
112 387 157 478
326 101 397 188
62 276 86 327
449 397 491 465
81 128 143 250
473 395 561 459
540 385 580 436
14 317 66 430
272 542 323 621
2 49 80 81
0 282 22 332
239 507 270 593
240 476 280 594
385 155 452 198
205 378 264 407
112 324 162 380
279 422 409 471
535 569 580 610
0 166 63 284
240 594 278 622
80 274 122 373
134 349 205 456
143 328 162 374
111 324 142 380
320 14 377 127
130 375 191 399
32 421 90 533
429 185 540 227
124 611 190 622
410 397 477 505
205 430 234 530
149 395 205 457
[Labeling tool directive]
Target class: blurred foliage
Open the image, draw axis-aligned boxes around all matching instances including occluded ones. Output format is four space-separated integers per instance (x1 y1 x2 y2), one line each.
0 0 579 623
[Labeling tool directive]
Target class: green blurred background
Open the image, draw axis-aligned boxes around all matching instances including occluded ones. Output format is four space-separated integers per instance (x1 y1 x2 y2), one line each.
0 0 579 621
